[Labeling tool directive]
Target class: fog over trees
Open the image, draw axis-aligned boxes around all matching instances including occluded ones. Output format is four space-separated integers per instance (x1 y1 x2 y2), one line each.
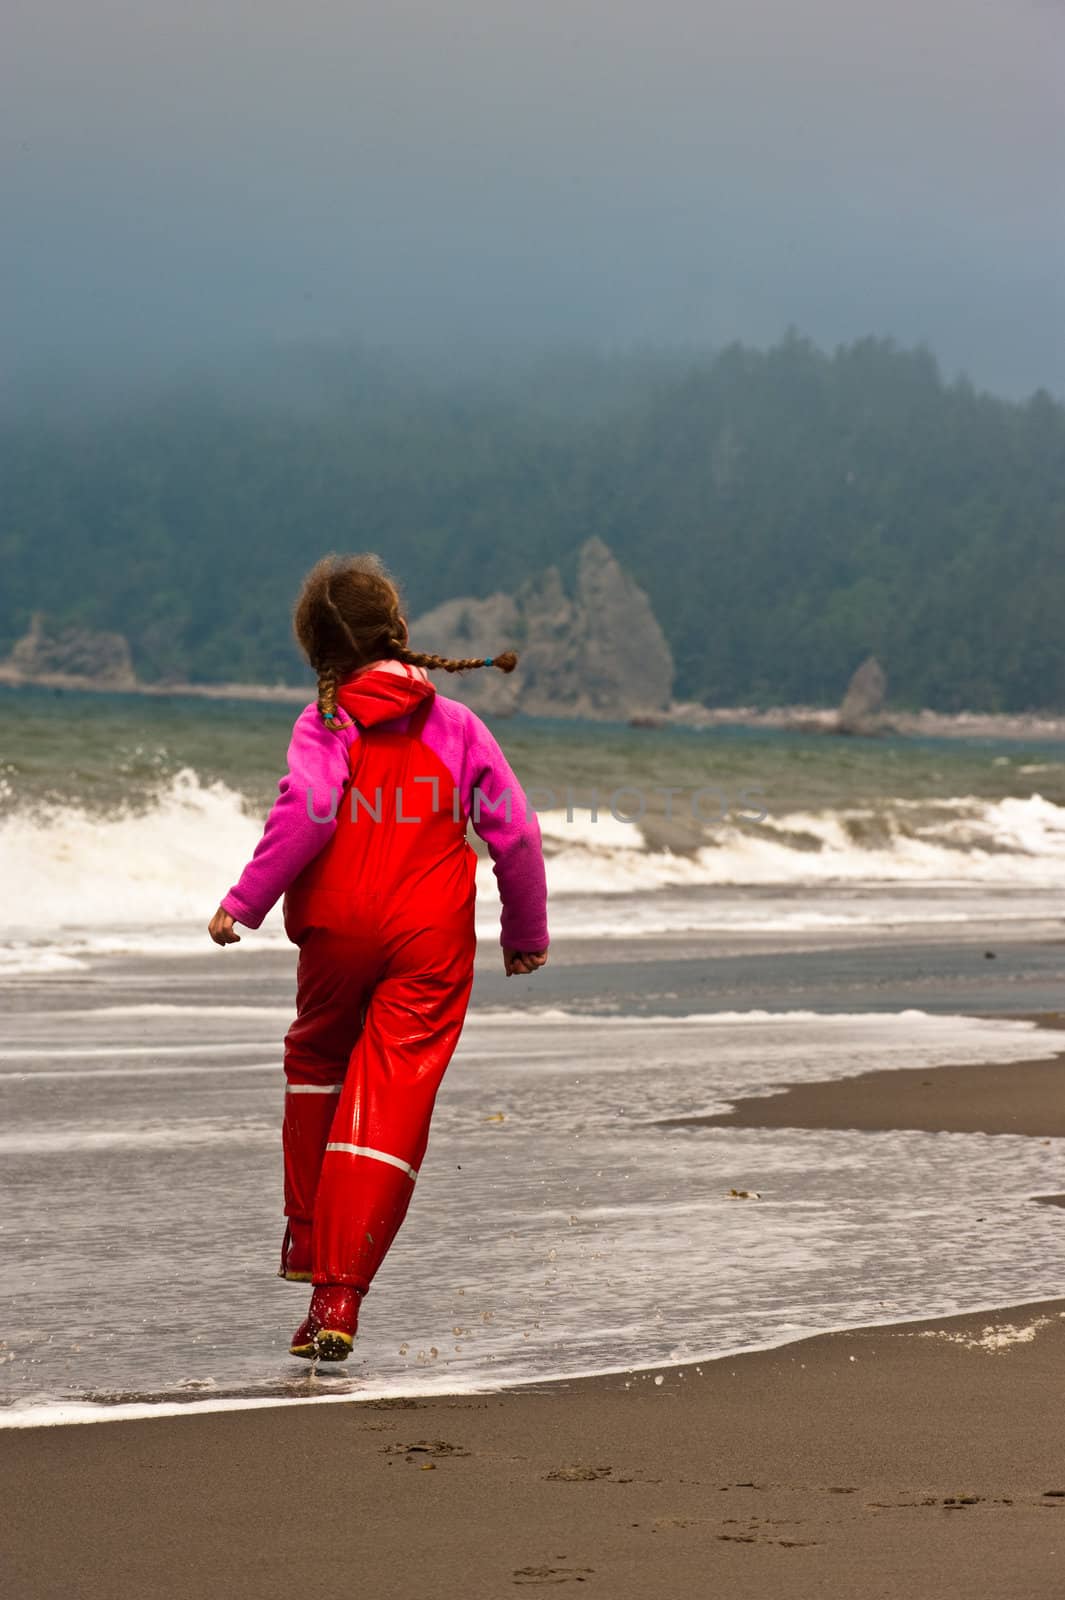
3 334 1063 712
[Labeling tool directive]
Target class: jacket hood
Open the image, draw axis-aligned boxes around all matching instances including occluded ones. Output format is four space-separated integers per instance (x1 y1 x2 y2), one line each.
335 659 435 728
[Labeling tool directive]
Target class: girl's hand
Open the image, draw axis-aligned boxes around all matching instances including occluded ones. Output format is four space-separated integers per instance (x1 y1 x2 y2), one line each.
503 948 548 977
208 906 242 947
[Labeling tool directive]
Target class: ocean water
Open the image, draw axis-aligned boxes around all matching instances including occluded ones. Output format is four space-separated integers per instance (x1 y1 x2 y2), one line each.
4 978 1065 1426
3 684 1065 1424
5 682 1065 972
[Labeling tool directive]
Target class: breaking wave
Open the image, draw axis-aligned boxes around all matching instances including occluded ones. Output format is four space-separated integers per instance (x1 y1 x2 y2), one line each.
538 794 1065 892
4 770 1065 969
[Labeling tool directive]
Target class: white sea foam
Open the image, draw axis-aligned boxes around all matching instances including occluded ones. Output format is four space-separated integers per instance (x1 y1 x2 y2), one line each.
7 1294 1063 1429
0 1122 277 1156
2 1011 1052 1154
463 1006 1037 1031
3 768 260 926
540 794 1065 894
0 949 89 976
62 1004 297 1019
0 1062 279 1083
0 1041 282 1060
5 772 1065 968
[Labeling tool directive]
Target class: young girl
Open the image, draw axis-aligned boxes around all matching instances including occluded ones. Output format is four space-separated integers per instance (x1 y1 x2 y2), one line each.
208 553 549 1361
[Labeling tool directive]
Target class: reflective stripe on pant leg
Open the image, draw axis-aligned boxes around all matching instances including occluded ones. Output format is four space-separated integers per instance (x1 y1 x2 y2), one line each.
325 1142 419 1181
312 930 475 1289
282 926 376 1222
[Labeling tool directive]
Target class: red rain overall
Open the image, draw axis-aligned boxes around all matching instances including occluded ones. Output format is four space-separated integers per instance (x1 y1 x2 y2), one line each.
280 691 477 1291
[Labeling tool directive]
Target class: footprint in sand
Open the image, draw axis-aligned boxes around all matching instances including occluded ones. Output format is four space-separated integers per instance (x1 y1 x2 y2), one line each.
382 1439 472 1461
544 1464 613 1482
718 1532 818 1548
513 1566 594 1585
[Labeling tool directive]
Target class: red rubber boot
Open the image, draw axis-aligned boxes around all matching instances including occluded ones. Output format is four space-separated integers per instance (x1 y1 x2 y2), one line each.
278 1219 313 1283
289 1284 362 1362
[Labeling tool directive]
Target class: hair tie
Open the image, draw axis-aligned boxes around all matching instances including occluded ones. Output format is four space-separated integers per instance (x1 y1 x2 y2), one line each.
484 657 493 666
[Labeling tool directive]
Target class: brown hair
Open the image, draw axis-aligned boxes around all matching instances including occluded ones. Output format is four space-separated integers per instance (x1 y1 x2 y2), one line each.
293 553 517 725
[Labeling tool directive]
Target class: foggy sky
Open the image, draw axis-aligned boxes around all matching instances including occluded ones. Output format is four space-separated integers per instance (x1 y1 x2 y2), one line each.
3 0 1063 398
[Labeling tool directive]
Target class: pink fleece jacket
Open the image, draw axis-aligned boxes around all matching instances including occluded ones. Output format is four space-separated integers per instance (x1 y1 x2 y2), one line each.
221 662 549 951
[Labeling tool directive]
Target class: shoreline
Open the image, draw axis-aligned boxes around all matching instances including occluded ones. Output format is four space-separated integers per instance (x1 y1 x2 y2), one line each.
0 665 311 705
6 1012 1065 1433
4 665 1065 740
7 1294 1065 1596
7 1001 1065 1592
658 1011 1065 1138
5 1286 1065 1435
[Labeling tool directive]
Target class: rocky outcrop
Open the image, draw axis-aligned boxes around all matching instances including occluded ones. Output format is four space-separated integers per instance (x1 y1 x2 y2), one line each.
1 613 137 688
836 656 889 736
409 538 674 721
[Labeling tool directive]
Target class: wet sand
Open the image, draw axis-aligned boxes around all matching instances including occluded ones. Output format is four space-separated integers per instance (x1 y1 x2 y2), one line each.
7 1030 1065 1598
5 1298 1065 1599
658 1012 1065 1138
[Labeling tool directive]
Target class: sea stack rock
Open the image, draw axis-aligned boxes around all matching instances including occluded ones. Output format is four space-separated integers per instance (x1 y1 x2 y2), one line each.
3 612 137 688
837 656 888 735
409 537 674 722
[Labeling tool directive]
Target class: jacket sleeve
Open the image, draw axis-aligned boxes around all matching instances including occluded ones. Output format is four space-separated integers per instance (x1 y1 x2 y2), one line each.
463 713 549 951
220 704 357 929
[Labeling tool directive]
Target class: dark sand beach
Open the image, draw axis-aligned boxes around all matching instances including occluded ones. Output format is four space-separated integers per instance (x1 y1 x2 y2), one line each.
6 1033 1065 1600
5 1295 1065 1599
660 1012 1065 1138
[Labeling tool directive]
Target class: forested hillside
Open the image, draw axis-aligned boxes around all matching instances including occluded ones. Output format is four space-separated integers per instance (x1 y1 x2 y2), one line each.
2 334 1063 710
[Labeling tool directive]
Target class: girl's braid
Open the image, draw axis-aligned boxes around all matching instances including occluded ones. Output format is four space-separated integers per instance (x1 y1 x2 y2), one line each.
393 645 518 675
293 552 519 730
315 661 342 724
316 577 366 726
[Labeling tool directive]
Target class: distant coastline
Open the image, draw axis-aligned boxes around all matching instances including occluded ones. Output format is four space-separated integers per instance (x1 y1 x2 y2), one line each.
3 663 1065 741
0 665 309 706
